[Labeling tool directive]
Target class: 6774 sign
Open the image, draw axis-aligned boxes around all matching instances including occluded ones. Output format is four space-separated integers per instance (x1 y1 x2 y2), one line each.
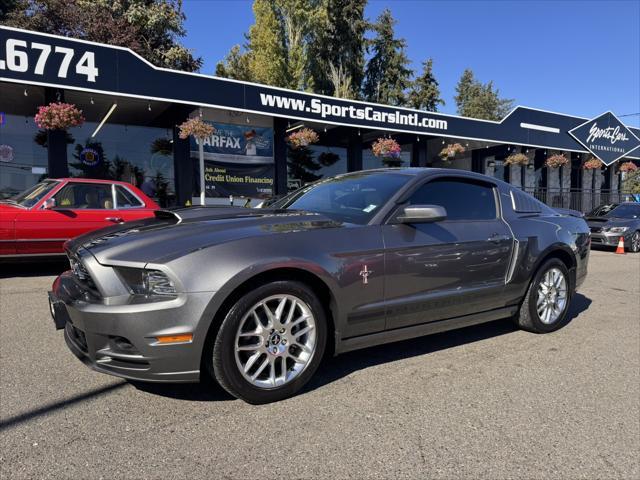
0 37 99 82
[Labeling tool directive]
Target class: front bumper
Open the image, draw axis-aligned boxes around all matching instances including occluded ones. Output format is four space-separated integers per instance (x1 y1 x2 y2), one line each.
49 271 215 383
589 231 632 248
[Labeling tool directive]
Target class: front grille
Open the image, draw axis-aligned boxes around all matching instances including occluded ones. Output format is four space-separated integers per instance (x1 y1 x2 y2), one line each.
590 226 602 233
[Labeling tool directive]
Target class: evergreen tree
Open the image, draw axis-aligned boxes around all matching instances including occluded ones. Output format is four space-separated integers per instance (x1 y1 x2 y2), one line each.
309 0 367 98
215 45 253 81
362 9 413 106
245 0 288 87
454 68 514 120
407 58 444 112
4 0 202 71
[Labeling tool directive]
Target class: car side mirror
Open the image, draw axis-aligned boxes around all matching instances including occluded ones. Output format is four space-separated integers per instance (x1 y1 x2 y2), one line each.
43 198 56 210
398 204 447 223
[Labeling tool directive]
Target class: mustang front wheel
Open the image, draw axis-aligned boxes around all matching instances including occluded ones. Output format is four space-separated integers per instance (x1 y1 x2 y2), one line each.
209 281 327 404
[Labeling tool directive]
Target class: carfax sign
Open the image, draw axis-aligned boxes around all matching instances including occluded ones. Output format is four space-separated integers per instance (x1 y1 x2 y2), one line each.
569 112 640 166
190 122 274 199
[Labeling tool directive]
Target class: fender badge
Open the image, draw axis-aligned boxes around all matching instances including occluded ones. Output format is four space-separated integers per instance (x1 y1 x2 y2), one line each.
359 265 372 285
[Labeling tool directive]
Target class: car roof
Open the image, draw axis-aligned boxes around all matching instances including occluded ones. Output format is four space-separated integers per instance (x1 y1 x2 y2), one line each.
45 178 136 187
350 167 503 183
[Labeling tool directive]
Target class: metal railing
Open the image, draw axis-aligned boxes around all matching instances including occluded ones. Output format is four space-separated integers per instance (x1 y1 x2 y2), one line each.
520 188 635 213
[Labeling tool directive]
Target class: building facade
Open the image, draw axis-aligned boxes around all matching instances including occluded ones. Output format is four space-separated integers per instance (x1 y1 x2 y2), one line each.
1 26 639 211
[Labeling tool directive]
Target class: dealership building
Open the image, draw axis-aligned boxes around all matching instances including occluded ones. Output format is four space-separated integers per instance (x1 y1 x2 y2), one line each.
1 26 639 211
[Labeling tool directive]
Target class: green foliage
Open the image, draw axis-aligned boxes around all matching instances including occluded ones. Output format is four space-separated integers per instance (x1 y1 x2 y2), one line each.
215 45 253 81
3 0 201 71
362 9 412 106
454 68 514 120
622 169 640 194
308 0 367 98
407 58 444 112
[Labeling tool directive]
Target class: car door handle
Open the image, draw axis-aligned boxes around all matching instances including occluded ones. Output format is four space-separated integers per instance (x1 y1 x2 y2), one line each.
105 217 123 223
488 233 510 243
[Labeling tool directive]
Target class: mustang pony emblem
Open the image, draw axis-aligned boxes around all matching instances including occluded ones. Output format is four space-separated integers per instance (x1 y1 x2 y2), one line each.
359 265 372 284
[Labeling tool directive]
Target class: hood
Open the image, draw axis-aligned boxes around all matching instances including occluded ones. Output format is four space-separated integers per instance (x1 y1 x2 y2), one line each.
586 216 637 228
0 201 23 218
66 206 346 265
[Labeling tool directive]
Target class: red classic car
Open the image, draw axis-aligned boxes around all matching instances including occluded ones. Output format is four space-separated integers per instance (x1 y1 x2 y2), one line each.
0 178 159 259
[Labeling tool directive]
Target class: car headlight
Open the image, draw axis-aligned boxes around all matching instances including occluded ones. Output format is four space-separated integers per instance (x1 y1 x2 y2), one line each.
115 267 177 296
605 226 629 233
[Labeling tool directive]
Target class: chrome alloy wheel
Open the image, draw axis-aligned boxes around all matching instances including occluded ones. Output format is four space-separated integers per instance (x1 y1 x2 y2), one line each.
234 294 317 389
536 267 568 324
631 231 640 253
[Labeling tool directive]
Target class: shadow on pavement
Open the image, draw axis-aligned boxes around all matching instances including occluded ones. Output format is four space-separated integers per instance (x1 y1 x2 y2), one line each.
0 381 128 432
129 378 234 402
0 259 68 278
305 292 592 394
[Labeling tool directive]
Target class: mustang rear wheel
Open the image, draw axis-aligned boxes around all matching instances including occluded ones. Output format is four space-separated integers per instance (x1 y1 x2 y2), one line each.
514 258 572 333
208 281 327 404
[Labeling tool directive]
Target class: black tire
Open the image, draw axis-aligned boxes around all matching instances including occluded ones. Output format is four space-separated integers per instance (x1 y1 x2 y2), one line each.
629 231 640 253
514 258 572 333
206 280 327 404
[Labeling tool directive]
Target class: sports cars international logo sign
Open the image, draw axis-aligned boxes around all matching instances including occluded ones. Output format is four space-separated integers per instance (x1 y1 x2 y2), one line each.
569 112 640 166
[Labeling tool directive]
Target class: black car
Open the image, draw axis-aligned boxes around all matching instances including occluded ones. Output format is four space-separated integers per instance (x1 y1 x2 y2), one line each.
50 169 590 403
586 202 640 252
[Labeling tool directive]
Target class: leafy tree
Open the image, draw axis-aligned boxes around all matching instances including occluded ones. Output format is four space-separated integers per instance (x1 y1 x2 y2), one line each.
308 0 367 98
407 58 444 112
362 9 413 106
215 44 253 81
4 0 202 71
0 0 18 20
622 168 640 194
454 68 514 120
245 0 288 86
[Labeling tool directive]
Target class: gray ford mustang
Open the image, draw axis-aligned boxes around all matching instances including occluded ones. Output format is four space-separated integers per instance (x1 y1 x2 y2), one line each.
49 168 590 403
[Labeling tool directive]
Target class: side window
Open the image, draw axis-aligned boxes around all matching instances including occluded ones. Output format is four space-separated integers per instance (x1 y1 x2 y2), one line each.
53 183 113 209
408 178 497 220
115 186 143 208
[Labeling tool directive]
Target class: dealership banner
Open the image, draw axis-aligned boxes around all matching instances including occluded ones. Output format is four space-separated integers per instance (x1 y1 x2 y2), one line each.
203 161 274 199
190 122 274 198
189 122 273 162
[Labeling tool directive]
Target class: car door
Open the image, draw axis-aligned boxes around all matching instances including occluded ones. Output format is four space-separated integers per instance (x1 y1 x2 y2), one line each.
381 176 513 330
15 181 117 255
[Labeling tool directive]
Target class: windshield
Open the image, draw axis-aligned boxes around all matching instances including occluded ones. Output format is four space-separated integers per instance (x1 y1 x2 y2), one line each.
269 172 410 224
6 181 59 208
603 203 640 219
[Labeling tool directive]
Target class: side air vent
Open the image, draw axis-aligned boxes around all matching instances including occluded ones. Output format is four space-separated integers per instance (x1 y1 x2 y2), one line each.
510 189 542 214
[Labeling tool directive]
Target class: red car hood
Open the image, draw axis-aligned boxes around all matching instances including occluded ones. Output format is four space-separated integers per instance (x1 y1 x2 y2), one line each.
0 202 22 219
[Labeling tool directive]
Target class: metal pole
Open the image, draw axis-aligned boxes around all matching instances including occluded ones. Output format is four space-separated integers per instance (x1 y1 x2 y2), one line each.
199 140 205 206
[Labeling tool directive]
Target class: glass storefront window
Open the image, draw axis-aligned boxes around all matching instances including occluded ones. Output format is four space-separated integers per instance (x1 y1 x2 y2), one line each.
287 144 347 190
68 122 175 207
362 142 412 170
0 114 50 198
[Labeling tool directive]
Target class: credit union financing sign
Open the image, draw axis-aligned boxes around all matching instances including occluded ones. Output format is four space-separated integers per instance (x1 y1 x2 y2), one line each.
569 112 640 166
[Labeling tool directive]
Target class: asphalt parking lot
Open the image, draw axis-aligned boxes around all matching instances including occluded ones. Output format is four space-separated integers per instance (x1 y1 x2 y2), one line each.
1 250 639 479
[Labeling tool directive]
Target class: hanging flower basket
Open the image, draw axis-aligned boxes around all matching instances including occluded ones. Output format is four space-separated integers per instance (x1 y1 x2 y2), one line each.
582 157 603 170
287 128 319 150
178 117 215 140
438 143 466 160
545 152 568 169
619 161 638 173
504 152 529 166
34 102 84 130
372 137 402 161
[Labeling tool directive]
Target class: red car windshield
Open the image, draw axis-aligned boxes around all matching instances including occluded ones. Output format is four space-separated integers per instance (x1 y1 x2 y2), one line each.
7 180 59 208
